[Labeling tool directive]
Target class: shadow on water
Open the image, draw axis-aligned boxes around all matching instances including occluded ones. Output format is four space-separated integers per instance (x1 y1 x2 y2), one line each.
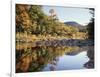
16 39 94 73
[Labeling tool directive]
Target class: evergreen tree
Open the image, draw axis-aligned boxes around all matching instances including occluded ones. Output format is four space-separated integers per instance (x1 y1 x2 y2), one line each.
87 8 94 39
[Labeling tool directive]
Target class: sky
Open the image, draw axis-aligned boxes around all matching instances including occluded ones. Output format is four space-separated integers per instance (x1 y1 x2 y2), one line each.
42 5 93 25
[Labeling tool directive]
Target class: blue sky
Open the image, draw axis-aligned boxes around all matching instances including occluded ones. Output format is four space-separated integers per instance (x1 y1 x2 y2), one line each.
42 6 92 25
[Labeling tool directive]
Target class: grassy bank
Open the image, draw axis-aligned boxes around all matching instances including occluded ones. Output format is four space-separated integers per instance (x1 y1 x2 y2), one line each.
16 32 88 43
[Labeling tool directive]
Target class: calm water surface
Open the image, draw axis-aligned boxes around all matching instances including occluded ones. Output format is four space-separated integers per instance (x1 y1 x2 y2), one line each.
43 51 89 71
16 43 94 73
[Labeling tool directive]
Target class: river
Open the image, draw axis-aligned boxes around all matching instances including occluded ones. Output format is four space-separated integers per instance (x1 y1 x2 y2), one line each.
16 42 94 73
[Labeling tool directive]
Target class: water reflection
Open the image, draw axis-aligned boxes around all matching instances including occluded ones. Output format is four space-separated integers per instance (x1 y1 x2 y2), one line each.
16 43 94 73
43 51 89 71
84 46 94 68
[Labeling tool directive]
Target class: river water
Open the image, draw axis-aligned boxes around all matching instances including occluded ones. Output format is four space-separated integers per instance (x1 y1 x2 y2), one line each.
16 44 94 73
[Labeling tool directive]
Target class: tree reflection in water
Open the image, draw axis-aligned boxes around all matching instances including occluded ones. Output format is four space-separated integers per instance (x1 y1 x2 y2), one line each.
16 43 94 73
84 46 94 68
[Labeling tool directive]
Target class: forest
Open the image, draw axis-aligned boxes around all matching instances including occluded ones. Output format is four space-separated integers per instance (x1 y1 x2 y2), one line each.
16 4 94 43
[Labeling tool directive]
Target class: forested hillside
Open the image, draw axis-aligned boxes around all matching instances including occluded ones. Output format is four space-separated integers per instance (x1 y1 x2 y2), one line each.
16 4 88 43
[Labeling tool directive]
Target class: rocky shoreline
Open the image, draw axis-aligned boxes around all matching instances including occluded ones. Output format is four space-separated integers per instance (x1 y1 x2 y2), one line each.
35 39 94 47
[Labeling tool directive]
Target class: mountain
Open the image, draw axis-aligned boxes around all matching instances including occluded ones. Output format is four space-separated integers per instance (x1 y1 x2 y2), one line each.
64 21 87 32
64 21 82 27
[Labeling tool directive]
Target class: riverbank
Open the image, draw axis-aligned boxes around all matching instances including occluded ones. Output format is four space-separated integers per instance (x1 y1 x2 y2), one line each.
31 39 94 47
16 32 88 43
16 39 94 48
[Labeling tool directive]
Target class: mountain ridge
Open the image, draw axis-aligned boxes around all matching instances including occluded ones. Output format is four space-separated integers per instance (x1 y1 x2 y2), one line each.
64 21 87 31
